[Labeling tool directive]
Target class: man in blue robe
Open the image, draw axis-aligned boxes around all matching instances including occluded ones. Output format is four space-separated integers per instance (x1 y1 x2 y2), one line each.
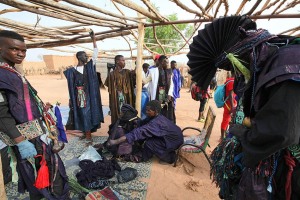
171 60 181 108
64 31 104 141
108 100 183 164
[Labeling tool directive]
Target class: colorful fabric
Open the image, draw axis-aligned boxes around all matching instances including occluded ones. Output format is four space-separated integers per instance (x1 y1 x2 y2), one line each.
64 60 104 132
54 106 68 143
104 69 135 124
224 78 236 109
172 68 181 104
85 187 120 200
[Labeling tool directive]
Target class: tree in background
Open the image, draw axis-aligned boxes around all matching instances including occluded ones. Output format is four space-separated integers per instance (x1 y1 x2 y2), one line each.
144 13 194 54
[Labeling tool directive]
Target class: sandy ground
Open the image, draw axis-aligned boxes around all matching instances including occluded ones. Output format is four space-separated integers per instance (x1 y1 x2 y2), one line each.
27 74 223 200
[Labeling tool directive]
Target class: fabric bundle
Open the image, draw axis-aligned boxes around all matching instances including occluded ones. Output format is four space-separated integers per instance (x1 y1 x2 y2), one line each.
76 158 121 189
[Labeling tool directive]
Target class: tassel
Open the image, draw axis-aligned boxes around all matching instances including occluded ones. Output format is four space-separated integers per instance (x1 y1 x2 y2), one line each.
34 154 50 189
226 53 251 81
34 144 50 189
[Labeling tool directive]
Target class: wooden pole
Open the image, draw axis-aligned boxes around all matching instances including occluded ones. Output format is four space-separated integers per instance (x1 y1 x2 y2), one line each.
135 13 145 117
0 154 7 200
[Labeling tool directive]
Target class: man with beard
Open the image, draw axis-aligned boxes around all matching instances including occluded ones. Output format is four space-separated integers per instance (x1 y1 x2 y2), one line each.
0 30 69 199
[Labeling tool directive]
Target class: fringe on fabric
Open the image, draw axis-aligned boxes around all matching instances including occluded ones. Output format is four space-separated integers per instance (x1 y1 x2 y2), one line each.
210 136 243 198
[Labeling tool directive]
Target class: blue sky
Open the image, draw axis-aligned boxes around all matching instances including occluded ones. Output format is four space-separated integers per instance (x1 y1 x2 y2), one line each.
0 0 299 64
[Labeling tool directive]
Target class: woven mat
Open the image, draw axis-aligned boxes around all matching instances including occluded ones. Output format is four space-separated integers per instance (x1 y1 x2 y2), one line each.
5 136 152 200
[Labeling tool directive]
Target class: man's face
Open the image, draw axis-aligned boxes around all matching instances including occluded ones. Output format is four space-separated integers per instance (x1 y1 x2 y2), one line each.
171 62 177 69
78 52 88 64
116 56 125 68
146 106 157 117
143 66 149 74
0 38 26 65
160 58 169 69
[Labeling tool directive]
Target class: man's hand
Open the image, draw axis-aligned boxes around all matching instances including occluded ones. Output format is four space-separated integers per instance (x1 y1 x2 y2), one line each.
89 29 95 40
107 139 118 146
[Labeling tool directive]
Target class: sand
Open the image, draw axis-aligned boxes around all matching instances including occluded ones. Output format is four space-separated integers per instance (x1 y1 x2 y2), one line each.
26 74 223 200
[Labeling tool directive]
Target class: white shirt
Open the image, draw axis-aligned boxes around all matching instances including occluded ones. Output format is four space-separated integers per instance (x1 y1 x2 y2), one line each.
143 67 174 100
75 47 98 74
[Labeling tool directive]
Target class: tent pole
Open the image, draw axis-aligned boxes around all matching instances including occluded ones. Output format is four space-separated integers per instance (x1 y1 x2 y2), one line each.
135 13 145 117
0 153 7 200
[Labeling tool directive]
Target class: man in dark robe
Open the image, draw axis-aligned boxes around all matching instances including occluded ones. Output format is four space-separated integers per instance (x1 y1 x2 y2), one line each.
104 55 135 124
198 18 300 199
64 31 104 141
0 30 69 199
108 100 183 164
143 55 176 123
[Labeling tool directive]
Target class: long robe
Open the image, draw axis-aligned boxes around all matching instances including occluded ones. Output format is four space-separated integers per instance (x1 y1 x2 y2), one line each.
104 69 135 124
126 114 183 162
64 60 104 132
0 63 69 199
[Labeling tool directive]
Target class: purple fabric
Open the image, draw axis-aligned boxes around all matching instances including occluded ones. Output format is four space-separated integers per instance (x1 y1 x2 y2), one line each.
0 67 41 123
172 68 181 99
54 106 68 143
126 114 183 151
14 138 69 200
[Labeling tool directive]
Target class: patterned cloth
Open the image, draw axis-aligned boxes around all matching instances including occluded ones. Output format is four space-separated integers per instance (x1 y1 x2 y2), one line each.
6 136 152 200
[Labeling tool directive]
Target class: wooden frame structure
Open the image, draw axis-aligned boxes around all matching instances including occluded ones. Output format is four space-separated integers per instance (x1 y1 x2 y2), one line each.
0 1 299 198
0 0 299 55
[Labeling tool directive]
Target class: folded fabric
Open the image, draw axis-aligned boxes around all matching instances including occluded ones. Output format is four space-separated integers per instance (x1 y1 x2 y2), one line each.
85 187 120 200
117 167 138 183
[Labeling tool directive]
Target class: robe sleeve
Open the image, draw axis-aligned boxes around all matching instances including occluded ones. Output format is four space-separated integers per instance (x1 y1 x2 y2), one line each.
168 74 174 97
125 118 162 144
92 47 98 66
0 91 22 140
241 81 300 167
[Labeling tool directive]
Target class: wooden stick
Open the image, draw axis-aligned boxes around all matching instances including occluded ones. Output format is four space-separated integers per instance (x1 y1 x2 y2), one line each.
135 14 145 118
0 8 21 15
171 0 205 17
235 0 248 15
245 0 263 16
191 0 212 18
26 31 131 48
0 153 7 200
112 0 160 21
62 0 141 23
2 0 116 27
27 0 128 25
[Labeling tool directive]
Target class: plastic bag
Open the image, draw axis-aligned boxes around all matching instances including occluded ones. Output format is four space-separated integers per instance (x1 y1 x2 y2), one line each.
78 146 102 162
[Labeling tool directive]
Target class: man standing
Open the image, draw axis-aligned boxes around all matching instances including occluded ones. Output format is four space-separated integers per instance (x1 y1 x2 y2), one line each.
64 30 104 141
105 55 135 124
0 30 69 199
149 54 160 69
220 72 236 141
143 55 175 123
170 60 181 108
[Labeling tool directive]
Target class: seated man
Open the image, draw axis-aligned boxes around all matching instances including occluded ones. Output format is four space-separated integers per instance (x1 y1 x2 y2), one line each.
108 100 183 164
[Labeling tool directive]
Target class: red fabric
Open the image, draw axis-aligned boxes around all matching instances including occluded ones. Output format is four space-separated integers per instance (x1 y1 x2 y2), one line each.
221 106 231 130
34 155 50 189
201 86 210 99
284 150 296 200
224 78 236 108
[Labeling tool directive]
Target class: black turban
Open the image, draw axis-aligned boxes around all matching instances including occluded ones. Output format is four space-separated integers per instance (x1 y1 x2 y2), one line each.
120 104 138 121
146 100 161 113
